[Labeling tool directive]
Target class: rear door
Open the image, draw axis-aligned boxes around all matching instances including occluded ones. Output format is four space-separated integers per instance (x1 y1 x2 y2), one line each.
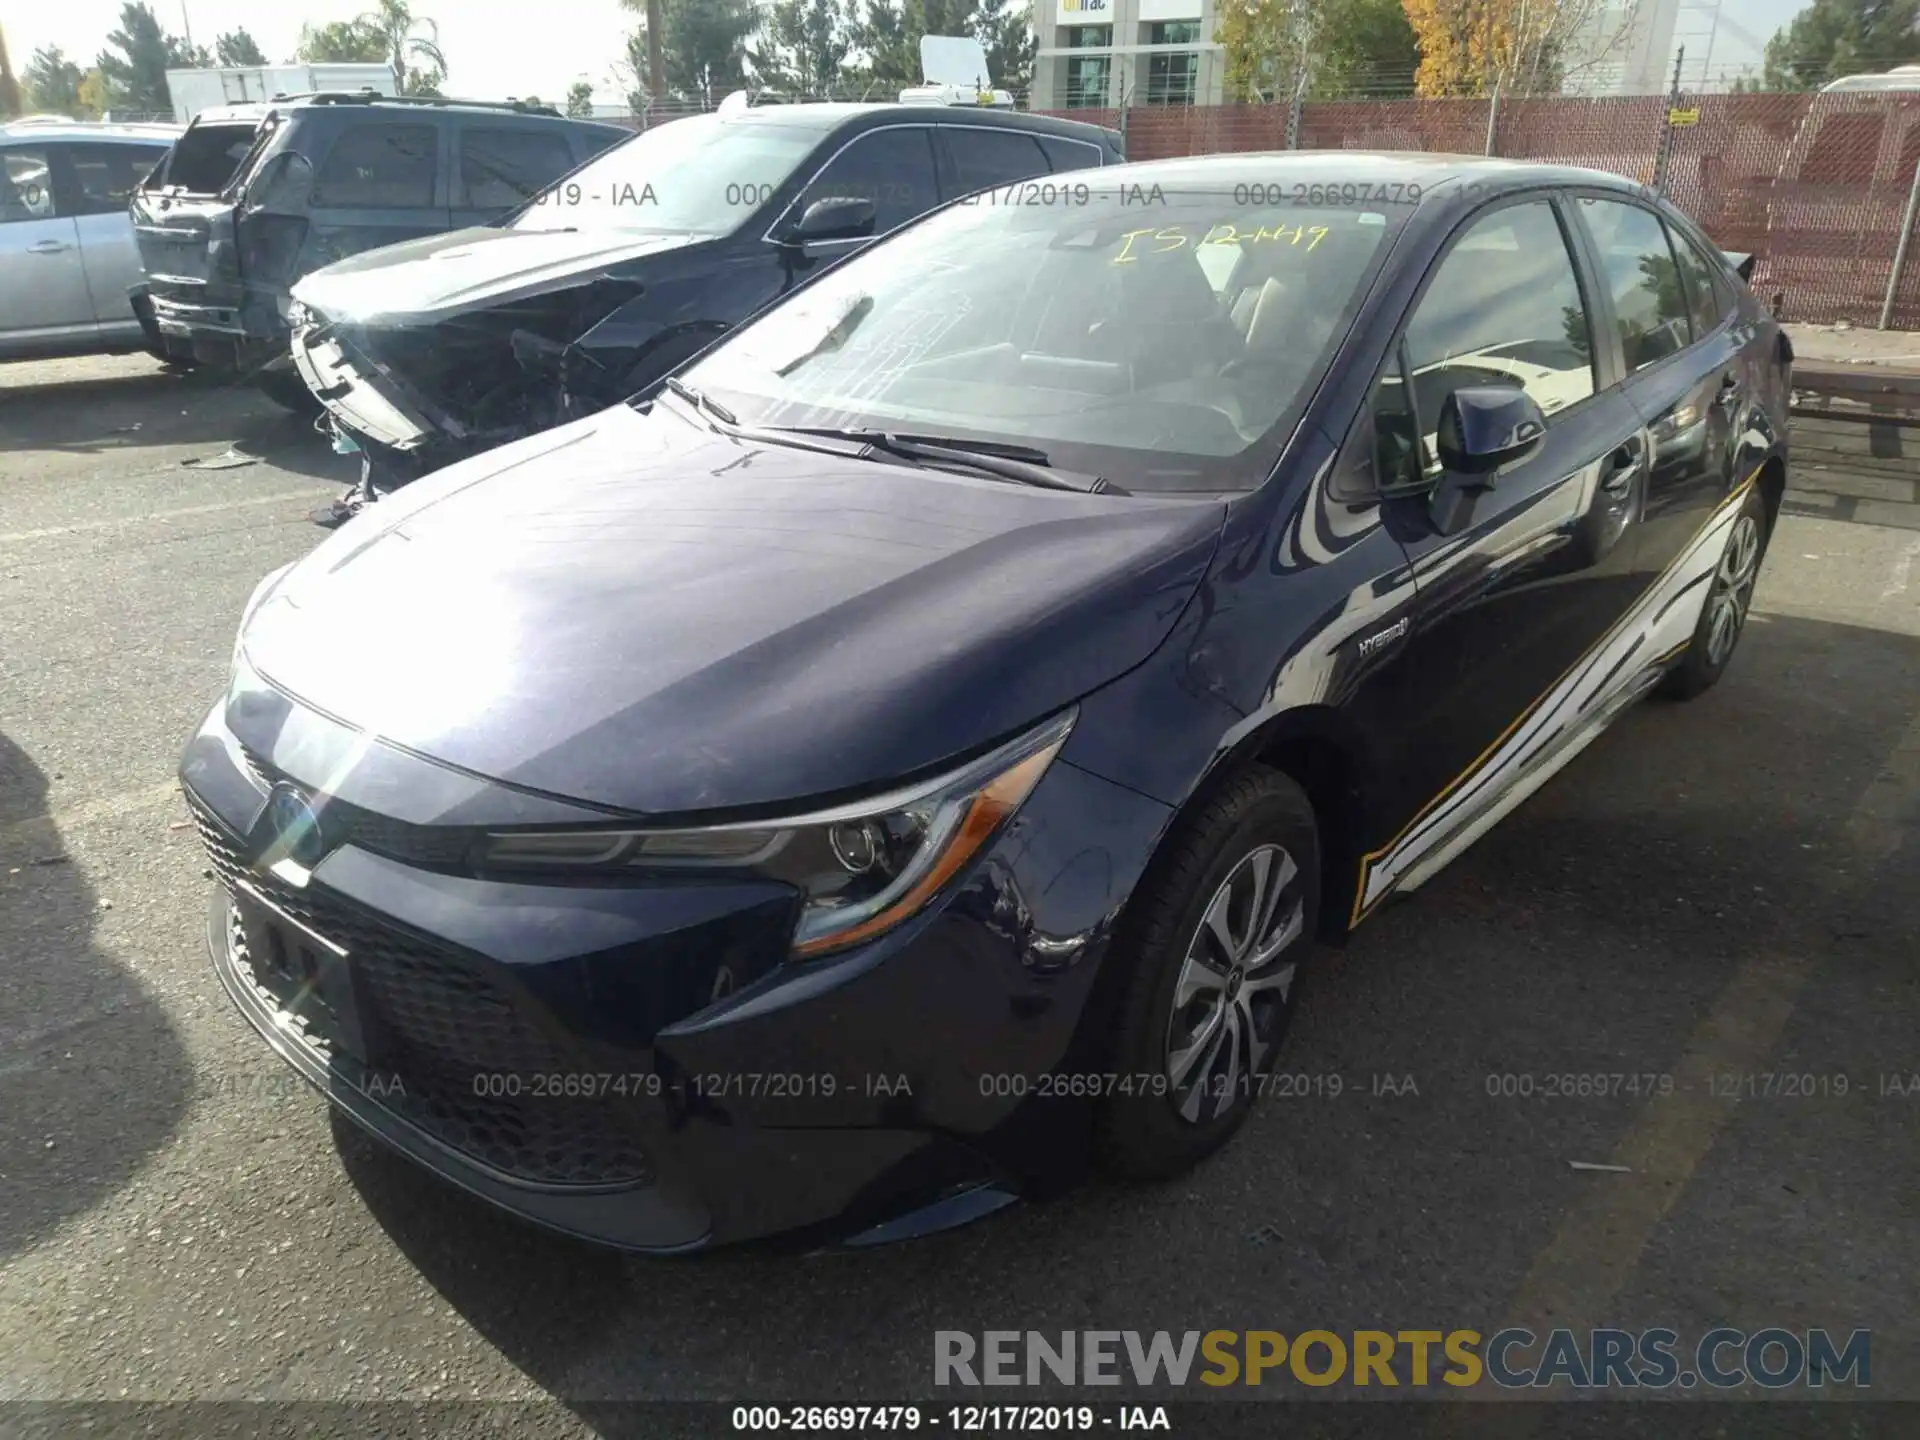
0 143 94 344
300 117 451 273
1356 194 1651 914
1566 193 1755 588
64 139 172 329
451 122 582 229
935 125 1052 199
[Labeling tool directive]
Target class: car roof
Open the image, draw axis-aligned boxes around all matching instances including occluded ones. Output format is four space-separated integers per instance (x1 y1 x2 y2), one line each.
189 94 613 126
712 101 1118 143
1089 150 1648 195
0 118 182 144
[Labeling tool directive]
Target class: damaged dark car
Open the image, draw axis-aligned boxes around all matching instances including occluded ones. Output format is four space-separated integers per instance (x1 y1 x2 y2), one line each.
132 93 622 409
285 101 1123 519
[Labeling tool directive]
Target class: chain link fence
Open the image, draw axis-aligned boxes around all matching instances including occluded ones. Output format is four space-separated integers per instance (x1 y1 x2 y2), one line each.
1041 90 1920 328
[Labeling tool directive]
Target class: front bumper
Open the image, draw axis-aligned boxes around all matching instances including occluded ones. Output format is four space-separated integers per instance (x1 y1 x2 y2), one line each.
291 318 445 454
182 690 1173 1250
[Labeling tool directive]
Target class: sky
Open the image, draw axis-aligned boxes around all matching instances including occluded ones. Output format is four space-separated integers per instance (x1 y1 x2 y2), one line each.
6 0 1816 107
7 0 644 109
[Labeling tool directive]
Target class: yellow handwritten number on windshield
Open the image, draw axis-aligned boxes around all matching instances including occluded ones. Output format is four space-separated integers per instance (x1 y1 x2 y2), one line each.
1111 222 1331 263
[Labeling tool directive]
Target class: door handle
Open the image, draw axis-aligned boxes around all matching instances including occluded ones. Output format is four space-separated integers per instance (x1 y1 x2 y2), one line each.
28 238 69 254
1601 434 1644 496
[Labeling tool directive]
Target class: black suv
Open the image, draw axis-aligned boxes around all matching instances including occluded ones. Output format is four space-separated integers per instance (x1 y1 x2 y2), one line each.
132 92 625 406
284 101 1123 514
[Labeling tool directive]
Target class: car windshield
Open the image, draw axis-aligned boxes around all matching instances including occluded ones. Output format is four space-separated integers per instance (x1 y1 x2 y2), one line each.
507 114 822 234
680 181 1408 492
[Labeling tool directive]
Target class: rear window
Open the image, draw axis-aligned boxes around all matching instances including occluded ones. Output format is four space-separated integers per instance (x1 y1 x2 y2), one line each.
313 123 439 208
158 122 263 193
461 126 576 208
70 142 171 215
1038 135 1105 172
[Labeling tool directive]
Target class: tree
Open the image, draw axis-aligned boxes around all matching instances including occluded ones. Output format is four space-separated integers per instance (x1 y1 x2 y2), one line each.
1762 0 1920 90
845 0 1032 94
1315 0 1419 96
974 0 1035 95
96 3 202 115
296 20 388 65
751 0 853 95
22 44 84 114
1 30 23 118
78 68 112 115
358 0 449 95
1217 0 1316 102
621 0 757 103
1400 0 1624 97
214 29 268 67
566 79 596 115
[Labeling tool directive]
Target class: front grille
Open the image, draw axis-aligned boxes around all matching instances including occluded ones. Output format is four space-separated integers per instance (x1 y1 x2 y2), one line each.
192 795 654 1189
238 744 477 869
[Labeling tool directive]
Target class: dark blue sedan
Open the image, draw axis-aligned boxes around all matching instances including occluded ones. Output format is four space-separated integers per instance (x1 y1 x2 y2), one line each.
182 152 1792 1251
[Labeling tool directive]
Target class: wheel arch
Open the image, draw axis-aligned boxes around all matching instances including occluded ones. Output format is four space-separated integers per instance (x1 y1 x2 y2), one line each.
1754 451 1787 537
1155 705 1379 947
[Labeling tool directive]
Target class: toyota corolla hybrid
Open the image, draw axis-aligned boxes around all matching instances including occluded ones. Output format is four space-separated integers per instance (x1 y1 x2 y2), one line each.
181 153 1791 1252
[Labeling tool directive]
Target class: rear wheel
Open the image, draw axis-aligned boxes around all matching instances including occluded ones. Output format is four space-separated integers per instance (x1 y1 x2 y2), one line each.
1094 766 1320 1179
1658 486 1770 701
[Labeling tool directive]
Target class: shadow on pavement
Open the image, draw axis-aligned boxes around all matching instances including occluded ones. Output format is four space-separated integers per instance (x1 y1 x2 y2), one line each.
0 362 352 484
330 610 1920 1412
0 732 195 1258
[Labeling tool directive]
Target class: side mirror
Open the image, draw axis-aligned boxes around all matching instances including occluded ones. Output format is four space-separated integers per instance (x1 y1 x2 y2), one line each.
787 195 876 245
1435 385 1546 477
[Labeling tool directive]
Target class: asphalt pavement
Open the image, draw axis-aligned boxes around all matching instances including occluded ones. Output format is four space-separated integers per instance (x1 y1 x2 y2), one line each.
0 354 1915 1434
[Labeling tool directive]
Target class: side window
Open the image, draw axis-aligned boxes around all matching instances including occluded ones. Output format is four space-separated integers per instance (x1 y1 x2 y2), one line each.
1667 222 1731 339
1399 199 1596 471
312 123 438 209
799 128 939 236
1578 197 1693 373
461 127 576 209
945 128 1050 194
1037 135 1104 173
0 146 57 222
67 143 169 216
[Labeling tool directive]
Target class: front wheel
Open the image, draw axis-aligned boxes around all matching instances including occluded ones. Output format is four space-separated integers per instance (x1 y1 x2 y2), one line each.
1658 485 1770 701
1095 766 1321 1180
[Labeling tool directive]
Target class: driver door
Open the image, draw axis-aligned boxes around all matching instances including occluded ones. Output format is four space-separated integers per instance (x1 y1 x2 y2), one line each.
1356 195 1651 916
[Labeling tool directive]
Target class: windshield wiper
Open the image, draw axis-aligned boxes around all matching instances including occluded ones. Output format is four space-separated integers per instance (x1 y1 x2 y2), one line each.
765 427 1125 495
663 376 738 426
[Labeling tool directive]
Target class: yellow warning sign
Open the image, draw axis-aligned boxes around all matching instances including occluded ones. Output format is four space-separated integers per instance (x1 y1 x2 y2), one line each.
1669 106 1701 126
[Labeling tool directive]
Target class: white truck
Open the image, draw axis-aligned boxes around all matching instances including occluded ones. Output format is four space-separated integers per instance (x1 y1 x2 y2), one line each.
163 65 396 124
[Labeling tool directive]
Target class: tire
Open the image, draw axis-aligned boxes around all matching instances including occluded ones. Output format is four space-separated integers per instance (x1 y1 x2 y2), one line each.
254 368 323 416
1094 765 1322 1180
1657 485 1771 701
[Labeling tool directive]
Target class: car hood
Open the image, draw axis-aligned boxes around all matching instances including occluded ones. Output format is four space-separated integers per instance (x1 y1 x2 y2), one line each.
289 224 711 325
240 405 1226 816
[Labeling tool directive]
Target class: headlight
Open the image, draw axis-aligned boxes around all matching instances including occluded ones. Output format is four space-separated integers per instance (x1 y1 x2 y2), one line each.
477 710 1076 958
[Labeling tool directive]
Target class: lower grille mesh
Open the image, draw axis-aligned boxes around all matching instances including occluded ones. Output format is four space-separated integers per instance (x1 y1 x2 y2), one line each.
193 797 654 1188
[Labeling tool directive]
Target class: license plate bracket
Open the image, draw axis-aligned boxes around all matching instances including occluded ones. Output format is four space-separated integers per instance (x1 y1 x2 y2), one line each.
233 882 380 1066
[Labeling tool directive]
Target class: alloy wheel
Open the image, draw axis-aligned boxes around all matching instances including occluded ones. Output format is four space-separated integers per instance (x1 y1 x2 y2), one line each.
1163 844 1305 1125
1705 512 1762 667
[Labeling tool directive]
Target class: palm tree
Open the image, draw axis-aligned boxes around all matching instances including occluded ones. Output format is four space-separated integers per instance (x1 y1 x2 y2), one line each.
619 0 666 108
358 0 447 96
